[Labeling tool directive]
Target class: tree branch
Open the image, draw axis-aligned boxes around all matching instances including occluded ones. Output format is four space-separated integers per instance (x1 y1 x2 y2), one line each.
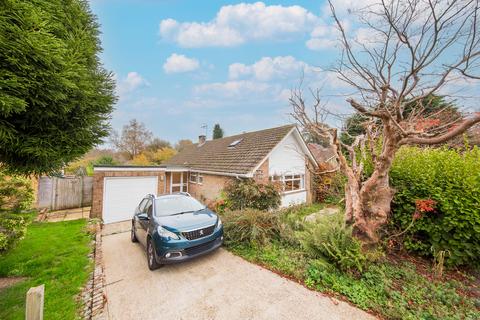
399 113 480 145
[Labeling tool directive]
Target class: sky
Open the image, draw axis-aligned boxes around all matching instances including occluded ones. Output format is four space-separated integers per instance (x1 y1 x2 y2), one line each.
88 0 352 143
89 0 479 144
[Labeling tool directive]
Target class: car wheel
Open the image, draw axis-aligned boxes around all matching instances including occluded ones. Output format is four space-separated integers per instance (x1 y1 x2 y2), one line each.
147 238 161 270
131 224 138 243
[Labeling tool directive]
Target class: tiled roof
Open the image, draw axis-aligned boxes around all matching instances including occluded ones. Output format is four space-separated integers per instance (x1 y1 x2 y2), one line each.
164 125 296 174
307 143 336 163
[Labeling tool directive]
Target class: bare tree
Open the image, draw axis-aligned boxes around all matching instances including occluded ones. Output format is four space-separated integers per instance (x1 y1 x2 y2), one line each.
111 119 152 159
291 0 480 245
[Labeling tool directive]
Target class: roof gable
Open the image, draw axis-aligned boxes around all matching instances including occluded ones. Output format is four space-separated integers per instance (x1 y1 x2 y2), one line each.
164 125 296 175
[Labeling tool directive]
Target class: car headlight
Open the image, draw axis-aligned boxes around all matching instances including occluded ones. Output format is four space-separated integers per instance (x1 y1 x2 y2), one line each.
216 218 222 228
157 226 180 240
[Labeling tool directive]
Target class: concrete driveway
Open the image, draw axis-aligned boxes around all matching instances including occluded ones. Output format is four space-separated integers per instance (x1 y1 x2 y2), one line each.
102 229 375 320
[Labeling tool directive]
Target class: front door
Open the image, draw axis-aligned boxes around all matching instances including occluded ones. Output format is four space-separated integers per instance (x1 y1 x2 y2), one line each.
170 172 188 193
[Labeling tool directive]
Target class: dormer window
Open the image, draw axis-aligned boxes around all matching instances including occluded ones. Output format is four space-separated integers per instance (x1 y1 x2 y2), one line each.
228 138 243 148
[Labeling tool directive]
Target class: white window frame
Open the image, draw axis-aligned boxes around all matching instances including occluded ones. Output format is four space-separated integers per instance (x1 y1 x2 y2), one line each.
189 172 203 185
270 173 305 193
170 172 188 193
189 172 197 183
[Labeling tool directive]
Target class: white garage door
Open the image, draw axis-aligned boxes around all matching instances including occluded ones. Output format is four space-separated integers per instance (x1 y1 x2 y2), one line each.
103 176 158 224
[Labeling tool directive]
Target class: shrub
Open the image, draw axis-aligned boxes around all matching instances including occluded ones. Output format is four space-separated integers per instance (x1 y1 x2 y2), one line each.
0 172 34 211
220 209 282 246
390 146 480 266
224 178 281 211
0 171 35 251
312 164 346 203
299 213 370 272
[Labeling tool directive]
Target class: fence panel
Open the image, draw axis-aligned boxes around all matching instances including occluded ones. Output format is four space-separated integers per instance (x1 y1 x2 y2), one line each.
37 177 53 208
37 176 93 210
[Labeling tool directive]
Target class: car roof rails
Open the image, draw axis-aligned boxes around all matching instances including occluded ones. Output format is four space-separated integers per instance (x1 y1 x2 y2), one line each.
175 192 191 197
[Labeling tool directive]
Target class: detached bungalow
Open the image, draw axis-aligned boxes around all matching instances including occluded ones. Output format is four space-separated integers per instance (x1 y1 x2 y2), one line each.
92 125 317 224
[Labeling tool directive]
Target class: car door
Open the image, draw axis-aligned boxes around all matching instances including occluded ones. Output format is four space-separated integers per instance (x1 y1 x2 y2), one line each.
133 198 148 246
137 199 152 247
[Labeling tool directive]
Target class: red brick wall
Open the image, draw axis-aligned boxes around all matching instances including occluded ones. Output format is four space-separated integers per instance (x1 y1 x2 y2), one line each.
253 159 269 184
188 173 233 205
91 170 166 220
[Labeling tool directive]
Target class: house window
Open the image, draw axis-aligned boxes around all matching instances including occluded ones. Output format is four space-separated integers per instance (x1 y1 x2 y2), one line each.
254 169 264 180
228 138 243 148
270 174 304 192
189 172 203 184
189 172 197 183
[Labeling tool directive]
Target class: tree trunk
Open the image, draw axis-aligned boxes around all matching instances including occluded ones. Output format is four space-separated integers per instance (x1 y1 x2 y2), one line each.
344 123 399 245
349 171 394 244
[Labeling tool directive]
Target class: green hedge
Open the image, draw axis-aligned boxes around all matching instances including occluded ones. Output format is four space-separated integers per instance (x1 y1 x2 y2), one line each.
390 146 480 266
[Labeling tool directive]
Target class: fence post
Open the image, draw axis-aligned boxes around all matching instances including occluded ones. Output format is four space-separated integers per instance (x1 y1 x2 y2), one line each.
26 284 44 320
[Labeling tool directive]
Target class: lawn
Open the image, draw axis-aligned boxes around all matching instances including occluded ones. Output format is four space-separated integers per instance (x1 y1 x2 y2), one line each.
0 219 93 320
225 204 480 320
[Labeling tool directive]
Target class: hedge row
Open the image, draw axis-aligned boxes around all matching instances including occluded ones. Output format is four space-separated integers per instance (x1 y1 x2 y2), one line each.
390 146 480 266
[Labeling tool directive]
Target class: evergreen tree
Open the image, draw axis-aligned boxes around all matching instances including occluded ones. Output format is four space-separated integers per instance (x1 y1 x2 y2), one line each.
212 124 224 139
0 0 116 174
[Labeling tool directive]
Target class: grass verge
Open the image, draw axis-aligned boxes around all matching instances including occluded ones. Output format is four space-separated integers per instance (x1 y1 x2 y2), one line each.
0 219 93 319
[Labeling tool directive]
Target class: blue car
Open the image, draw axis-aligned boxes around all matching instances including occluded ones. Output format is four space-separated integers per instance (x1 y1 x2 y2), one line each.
131 193 223 270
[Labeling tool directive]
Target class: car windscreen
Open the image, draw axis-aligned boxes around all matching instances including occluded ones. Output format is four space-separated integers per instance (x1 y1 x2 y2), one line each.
154 196 206 216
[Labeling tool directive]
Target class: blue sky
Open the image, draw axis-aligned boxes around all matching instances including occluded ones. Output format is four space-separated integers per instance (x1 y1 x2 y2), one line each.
89 0 479 144
89 0 348 143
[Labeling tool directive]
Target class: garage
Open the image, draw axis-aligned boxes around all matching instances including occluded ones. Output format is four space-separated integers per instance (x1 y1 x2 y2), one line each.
91 166 166 224
102 176 158 224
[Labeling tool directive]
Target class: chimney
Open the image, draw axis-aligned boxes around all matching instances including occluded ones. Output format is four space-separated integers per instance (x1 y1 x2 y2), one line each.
198 135 206 146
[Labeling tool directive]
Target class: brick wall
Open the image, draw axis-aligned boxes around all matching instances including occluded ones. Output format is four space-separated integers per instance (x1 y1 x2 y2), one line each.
91 171 166 220
253 159 269 184
188 173 233 205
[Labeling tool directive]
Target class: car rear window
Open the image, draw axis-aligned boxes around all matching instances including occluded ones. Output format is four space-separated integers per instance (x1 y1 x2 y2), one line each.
154 196 205 216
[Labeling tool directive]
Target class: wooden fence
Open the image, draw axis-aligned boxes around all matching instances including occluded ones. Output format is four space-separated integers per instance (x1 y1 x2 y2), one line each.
37 176 93 210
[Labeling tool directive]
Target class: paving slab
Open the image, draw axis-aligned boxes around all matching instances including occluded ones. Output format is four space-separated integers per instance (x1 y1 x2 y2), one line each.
304 206 341 223
102 220 131 236
102 232 375 320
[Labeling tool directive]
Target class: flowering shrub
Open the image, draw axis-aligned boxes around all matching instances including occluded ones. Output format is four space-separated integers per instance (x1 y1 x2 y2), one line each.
412 199 437 220
390 146 480 266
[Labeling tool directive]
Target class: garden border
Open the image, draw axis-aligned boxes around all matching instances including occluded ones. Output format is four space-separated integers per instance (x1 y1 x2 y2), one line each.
81 223 106 320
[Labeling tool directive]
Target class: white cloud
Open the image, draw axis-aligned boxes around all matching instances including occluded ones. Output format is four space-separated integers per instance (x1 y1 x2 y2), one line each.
163 53 200 74
306 37 338 51
116 72 149 96
194 80 272 98
228 63 252 80
159 2 318 47
193 55 353 109
305 19 351 51
228 56 317 81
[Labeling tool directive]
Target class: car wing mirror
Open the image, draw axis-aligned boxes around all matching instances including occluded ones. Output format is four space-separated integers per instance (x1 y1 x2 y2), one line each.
138 213 149 221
